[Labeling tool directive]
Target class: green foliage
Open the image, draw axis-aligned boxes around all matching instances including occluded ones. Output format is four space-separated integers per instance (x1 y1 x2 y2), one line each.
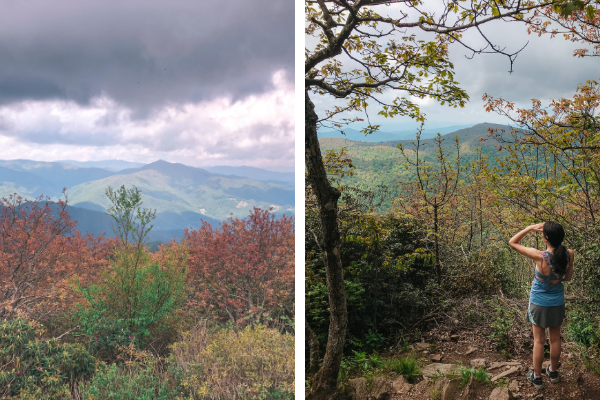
105 185 156 247
566 309 599 346
168 323 294 399
458 366 491 388
306 207 437 357
80 362 178 400
365 329 385 351
74 249 187 347
486 296 514 351
79 317 137 360
74 187 187 348
385 356 421 383
0 319 97 399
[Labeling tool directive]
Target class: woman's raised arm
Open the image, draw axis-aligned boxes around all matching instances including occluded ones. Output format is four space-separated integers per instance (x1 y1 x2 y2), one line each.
508 223 544 263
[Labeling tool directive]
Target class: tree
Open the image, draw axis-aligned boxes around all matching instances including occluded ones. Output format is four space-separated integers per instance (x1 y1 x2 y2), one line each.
304 0 561 397
184 208 294 327
0 192 111 319
528 0 600 57
74 186 186 347
395 126 462 284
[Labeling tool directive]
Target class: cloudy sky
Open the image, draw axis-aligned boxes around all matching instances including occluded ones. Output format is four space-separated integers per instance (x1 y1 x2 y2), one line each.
0 0 294 171
309 4 599 133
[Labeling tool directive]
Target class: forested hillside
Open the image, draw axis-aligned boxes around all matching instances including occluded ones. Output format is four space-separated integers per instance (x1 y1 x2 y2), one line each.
318 123 512 211
0 186 295 398
0 159 295 242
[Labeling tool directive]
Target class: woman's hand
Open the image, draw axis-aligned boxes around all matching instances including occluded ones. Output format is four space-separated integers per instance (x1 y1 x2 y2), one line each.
529 223 544 233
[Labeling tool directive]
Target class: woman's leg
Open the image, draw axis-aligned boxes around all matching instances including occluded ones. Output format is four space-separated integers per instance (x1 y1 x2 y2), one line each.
548 325 561 371
532 323 546 376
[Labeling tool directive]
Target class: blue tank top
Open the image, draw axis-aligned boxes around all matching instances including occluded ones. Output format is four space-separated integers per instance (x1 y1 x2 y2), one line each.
529 251 571 307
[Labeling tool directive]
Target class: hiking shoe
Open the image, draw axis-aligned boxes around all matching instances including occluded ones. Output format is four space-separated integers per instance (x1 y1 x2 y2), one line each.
546 365 560 383
527 370 544 389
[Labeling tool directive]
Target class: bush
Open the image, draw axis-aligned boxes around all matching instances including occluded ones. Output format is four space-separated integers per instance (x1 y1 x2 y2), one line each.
80 361 178 400
385 356 421 383
168 322 294 399
565 309 599 346
0 319 97 399
74 245 187 348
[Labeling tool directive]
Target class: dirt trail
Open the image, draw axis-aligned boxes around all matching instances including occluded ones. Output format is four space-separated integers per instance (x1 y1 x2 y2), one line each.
350 297 600 400
398 328 600 399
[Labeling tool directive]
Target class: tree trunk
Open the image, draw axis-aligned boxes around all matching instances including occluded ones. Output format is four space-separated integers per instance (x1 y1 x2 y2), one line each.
306 320 321 378
434 201 440 285
305 90 348 399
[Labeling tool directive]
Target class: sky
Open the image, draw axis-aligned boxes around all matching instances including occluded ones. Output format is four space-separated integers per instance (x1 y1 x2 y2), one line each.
0 0 295 171
309 4 599 134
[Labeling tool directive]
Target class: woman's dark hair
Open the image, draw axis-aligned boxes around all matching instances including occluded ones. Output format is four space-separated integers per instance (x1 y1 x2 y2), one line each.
543 221 569 275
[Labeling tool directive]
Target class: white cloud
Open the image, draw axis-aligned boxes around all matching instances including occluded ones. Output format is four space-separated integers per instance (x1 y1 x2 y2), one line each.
0 71 295 171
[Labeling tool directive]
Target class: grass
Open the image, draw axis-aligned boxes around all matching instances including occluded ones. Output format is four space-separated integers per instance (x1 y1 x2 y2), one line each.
458 366 492 388
385 355 421 383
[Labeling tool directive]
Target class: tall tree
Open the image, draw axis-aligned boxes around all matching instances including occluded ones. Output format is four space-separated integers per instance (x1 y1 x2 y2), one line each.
304 1 561 398
0 192 111 318
395 127 462 284
184 208 295 326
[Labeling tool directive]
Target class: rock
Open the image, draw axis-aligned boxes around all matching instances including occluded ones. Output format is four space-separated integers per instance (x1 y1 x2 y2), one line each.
489 387 514 400
349 377 368 400
488 361 521 370
371 376 390 400
470 358 486 368
433 376 460 400
431 354 443 362
491 367 520 382
542 360 550 370
414 342 429 351
390 375 412 395
509 379 520 393
463 375 475 400
422 363 458 379
465 346 477 355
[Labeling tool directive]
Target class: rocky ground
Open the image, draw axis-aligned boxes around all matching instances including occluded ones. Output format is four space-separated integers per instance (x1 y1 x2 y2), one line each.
344 298 600 400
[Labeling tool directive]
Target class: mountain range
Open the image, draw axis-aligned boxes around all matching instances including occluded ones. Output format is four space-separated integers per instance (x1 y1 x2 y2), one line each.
317 124 474 142
0 159 295 242
318 122 514 209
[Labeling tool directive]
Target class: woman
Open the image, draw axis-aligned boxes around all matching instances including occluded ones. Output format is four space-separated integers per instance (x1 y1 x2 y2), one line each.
508 221 574 390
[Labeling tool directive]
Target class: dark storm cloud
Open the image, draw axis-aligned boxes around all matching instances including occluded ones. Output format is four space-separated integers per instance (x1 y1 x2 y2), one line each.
0 0 294 112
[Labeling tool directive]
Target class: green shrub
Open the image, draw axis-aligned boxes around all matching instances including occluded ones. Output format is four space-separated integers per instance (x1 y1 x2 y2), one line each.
385 356 421 383
565 309 599 346
168 323 294 399
80 361 178 400
74 246 187 347
458 366 491 388
0 319 97 399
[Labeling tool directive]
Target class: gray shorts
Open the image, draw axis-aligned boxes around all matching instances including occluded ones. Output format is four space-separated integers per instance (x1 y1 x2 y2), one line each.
527 302 565 328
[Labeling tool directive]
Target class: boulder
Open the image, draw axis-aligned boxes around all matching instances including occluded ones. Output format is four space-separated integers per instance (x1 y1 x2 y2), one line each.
488 361 521 370
348 377 368 400
371 376 390 400
508 379 520 393
489 387 514 400
422 363 459 379
433 376 460 400
491 367 519 382
470 358 486 368
462 375 475 400
390 376 412 395
413 342 430 351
